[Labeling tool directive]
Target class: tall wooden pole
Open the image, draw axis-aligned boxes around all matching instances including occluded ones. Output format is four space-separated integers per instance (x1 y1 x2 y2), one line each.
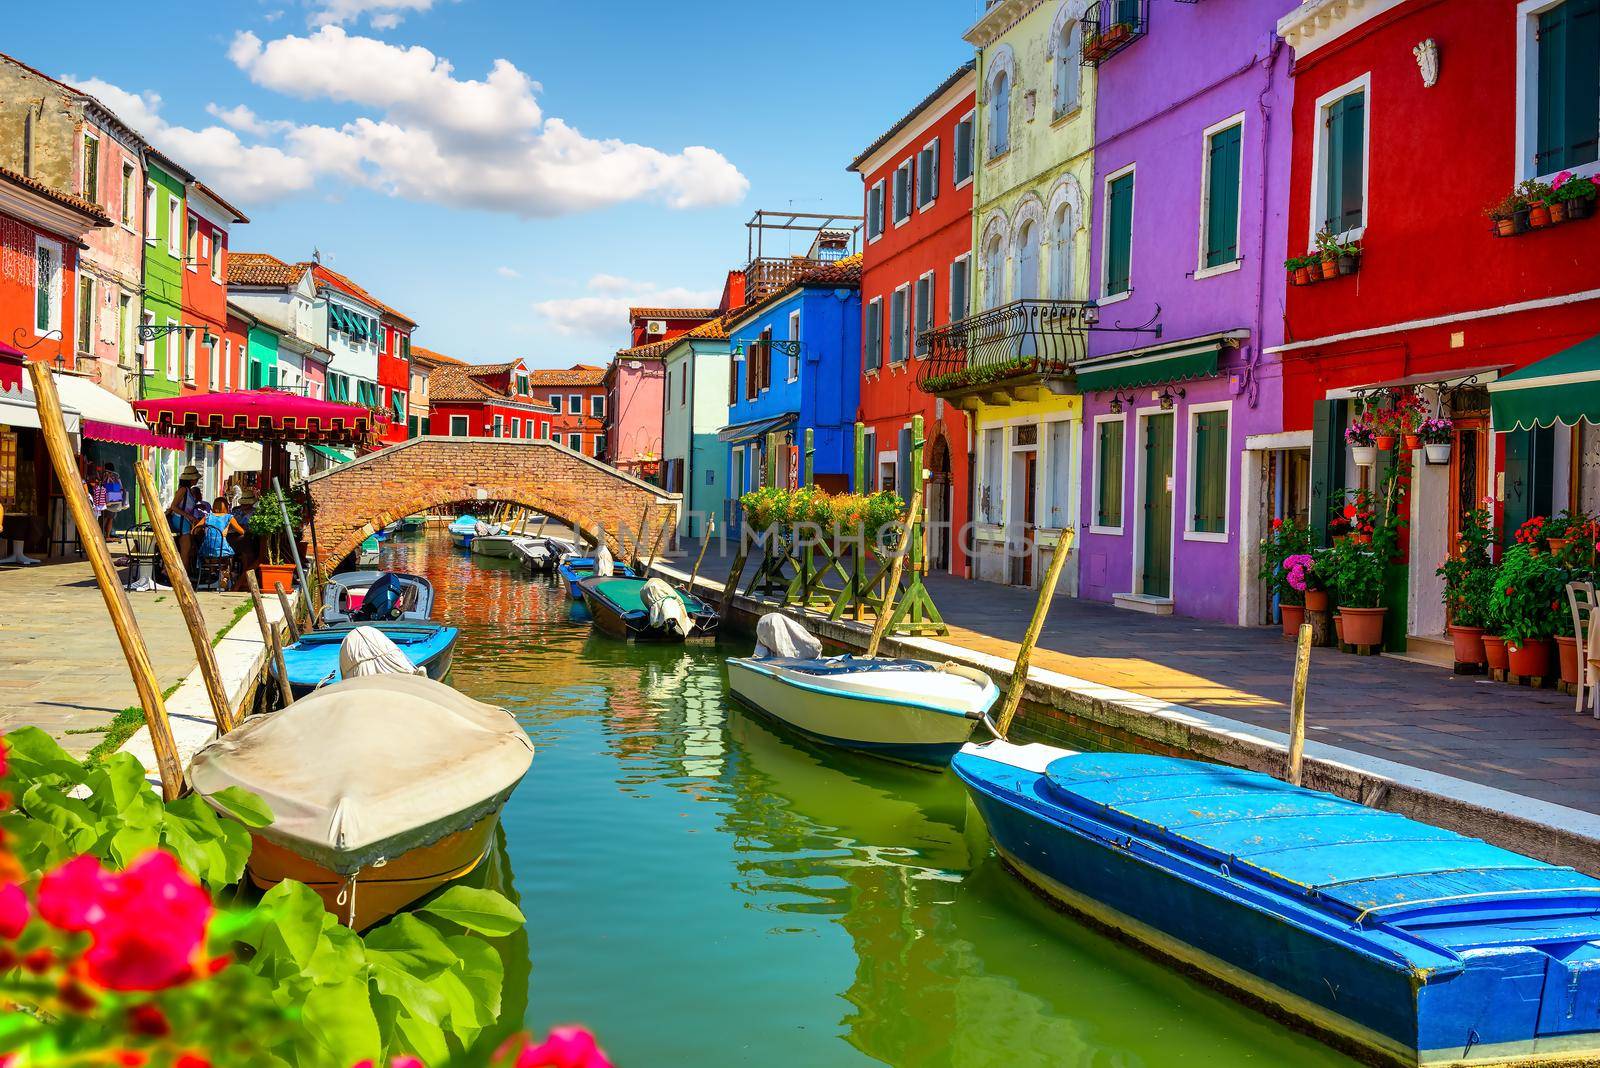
993 529 1077 739
27 365 184 799
865 490 924 659
1287 623 1313 786
631 502 653 569
276 586 302 643
245 572 294 708
721 545 750 614
270 478 305 596
688 516 715 590
644 511 670 573
132 461 234 734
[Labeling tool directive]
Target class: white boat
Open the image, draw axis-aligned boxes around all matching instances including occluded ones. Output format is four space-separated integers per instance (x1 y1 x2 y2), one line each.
726 614 999 769
470 533 520 558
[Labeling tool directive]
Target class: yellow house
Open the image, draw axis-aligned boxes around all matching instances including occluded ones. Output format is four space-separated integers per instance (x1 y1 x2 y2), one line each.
918 0 1096 589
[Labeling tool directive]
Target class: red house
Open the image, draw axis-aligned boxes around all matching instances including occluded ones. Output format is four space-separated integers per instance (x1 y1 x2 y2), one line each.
848 61 976 576
180 181 248 394
1276 0 1600 653
424 353 554 439
626 305 715 349
527 364 608 456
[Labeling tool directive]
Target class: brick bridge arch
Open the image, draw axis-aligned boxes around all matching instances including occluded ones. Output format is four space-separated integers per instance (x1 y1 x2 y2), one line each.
302 436 680 575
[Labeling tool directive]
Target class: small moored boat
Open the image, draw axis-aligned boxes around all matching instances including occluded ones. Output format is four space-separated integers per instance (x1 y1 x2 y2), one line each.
448 515 491 548
577 575 719 642
954 739 1600 1067
357 534 381 567
320 570 435 625
727 614 998 769
396 514 425 532
511 536 572 573
189 673 534 929
470 532 521 558
280 620 458 697
557 555 637 597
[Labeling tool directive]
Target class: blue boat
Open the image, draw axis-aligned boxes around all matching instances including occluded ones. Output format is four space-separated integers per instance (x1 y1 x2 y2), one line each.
556 556 637 598
953 740 1600 1066
280 621 458 698
447 515 480 549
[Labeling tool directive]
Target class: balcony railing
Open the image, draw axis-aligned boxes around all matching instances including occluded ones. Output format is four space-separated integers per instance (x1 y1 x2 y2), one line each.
744 257 830 302
1081 0 1149 66
916 299 1093 396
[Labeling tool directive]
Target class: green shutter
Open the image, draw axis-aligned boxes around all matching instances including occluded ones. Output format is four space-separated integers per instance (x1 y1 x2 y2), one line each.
1502 426 1556 547
1097 420 1123 527
1106 172 1134 296
1538 0 1600 174
1116 0 1139 25
1205 125 1242 268
1309 399 1347 547
1324 92 1366 233
1192 410 1228 533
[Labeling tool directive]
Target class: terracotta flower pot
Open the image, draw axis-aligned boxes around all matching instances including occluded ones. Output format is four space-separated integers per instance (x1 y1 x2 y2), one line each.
1494 216 1516 236
1339 605 1387 647
1333 613 1344 644
1375 433 1397 451
1320 256 1339 280
1548 537 1570 553
1557 634 1581 685
1280 603 1305 638
1482 633 1509 672
257 562 297 596
1550 201 1567 223
1304 589 1330 613
1292 266 1310 286
1449 624 1486 667
1402 433 1421 450
1529 202 1551 228
1506 638 1552 678
1351 532 1372 545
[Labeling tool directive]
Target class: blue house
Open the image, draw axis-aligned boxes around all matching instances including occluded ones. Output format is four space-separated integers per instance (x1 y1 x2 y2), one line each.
720 256 862 528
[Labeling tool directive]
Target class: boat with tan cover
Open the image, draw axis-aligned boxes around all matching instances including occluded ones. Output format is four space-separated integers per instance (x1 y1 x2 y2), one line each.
189 674 535 929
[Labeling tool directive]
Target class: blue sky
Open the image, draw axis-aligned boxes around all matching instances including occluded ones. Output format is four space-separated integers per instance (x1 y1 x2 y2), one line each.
10 1 981 367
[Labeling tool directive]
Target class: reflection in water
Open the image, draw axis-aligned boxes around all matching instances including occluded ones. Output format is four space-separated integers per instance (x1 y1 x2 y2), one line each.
382 531 1355 1067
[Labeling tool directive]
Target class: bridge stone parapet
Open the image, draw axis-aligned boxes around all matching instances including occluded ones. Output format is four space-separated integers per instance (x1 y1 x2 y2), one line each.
302 436 679 573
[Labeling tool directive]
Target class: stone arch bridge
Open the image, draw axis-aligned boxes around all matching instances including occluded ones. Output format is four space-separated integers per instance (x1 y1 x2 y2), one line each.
302 437 680 574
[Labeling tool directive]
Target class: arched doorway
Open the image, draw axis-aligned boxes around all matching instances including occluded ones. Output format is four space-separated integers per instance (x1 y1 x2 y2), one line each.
926 433 953 573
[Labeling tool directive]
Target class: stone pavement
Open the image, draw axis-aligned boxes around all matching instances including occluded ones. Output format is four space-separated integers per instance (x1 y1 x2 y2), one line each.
0 560 249 756
667 536 1600 816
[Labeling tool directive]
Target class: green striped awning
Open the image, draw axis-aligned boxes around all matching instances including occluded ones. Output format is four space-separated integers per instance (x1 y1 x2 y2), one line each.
1075 335 1233 394
1489 334 1600 431
309 444 353 464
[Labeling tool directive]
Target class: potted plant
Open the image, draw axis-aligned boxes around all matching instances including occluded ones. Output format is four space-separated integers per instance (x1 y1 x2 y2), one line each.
1345 420 1377 467
1541 509 1592 554
1284 255 1314 286
1554 171 1598 220
1324 535 1387 646
1289 552 1330 612
1436 504 1496 670
1418 415 1453 463
248 486 303 594
1332 491 1377 546
1520 178 1556 228
1513 515 1548 554
1258 517 1313 636
1484 191 1530 236
1489 543 1564 678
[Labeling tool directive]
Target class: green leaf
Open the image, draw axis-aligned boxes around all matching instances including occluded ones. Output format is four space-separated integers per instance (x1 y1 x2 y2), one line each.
252 881 330 973
417 886 526 937
302 977 381 1065
209 785 275 828
2 727 86 784
363 914 456 974
104 823 162 868
444 934 503 1025
390 998 451 1068
366 950 449 1025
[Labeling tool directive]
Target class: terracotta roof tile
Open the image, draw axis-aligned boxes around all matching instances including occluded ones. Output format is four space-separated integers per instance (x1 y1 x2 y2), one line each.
465 360 521 376
0 164 112 227
409 345 464 367
627 306 717 320
615 337 676 359
428 363 554 410
228 252 306 287
686 316 731 340
527 364 606 387
311 264 417 327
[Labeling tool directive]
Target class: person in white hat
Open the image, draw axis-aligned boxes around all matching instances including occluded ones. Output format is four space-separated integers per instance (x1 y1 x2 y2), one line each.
165 464 207 571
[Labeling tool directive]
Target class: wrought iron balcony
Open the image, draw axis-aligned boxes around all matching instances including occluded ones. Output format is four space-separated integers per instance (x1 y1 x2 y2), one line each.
1081 0 1149 66
915 299 1094 404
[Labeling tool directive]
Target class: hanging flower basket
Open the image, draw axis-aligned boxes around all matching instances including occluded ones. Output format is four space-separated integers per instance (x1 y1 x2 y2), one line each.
1351 445 1376 467
1424 442 1452 465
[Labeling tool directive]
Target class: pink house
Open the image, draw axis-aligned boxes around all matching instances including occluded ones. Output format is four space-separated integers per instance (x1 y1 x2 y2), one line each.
602 345 667 481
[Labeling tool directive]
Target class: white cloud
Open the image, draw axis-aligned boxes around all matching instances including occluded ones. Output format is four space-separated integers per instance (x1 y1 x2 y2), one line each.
495 266 520 278
307 0 443 28
68 77 315 204
205 103 294 138
533 277 719 339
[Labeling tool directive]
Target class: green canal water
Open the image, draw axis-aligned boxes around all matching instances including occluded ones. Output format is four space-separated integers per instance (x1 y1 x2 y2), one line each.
383 529 1357 1067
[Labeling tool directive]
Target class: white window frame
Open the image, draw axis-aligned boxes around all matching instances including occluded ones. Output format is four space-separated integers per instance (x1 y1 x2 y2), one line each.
207 334 220 390
119 293 134 367
892 158 913 225
164 317 179 381
139 309 155 373
1184 399 1233 543
222 339 231 390
1090 413 1126 536
120 161 136 229
185 329 197 384
76 270 95 356
167 196 181 257
867 179 886 242
450 414 470 437
954 110 976 189
1195 112 1247 281
786 310 801 381
549 394 563 414
32 236 62 338
1308 72 1371 249
591 393 605 418
949 253 971 321
567 432 582 451
186 213 199 272
1099 162 1137 305
568 393 581 415
211 234 223 284
1516 0 1600 183
916 137 939 212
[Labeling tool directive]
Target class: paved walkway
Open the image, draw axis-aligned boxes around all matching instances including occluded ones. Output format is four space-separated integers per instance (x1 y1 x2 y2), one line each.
0 560 249 755
667 536 1600 816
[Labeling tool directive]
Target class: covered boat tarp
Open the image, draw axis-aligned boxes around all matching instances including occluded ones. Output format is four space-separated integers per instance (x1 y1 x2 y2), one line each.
641 577 692 637
595 544 614 577
755 613 822 660
338 625 421 678
189 674 534 874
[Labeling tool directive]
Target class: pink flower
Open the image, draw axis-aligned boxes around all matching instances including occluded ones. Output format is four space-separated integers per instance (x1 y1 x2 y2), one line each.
36 855 114 932
1554 170 1573 188
0 884 28 939
0 738 8 779
516 1027 613 1068
390 1059 426 1068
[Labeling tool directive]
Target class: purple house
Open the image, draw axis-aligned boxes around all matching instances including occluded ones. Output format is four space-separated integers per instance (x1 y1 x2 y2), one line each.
1076 0 1297 625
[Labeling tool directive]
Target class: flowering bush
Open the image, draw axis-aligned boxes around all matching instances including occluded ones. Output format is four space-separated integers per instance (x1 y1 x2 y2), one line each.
1554 170 1599 202
1417 416 1453 445
740 487 906 540
1369 387 1426 437
1513 515 1547 548
1490 544 1566 646
1437 505 1497 630
1282 553 1321 595
1343 421 1375 448
1322 537 1386 609
1257 516 1313 606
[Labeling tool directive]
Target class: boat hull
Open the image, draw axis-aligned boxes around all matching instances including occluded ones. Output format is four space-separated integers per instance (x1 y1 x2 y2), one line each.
284 623 458 697
954 742 1600 1067
727 658 982 768
577 577 719 643
470 535 518 558
246 809 502 930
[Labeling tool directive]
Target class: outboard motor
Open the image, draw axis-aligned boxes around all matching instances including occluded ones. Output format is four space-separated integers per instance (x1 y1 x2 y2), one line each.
353 572 403 621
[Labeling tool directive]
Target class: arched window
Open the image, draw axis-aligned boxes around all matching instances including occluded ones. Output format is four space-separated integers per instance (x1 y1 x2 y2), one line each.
1016 221 1040 300
1049 203 1075 299
983 233 1005 309
989 72 1011 159
1054 22 1081 118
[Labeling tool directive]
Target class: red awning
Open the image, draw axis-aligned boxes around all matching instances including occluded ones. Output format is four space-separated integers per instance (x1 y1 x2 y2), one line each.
83 419 184 450
133 389 385 445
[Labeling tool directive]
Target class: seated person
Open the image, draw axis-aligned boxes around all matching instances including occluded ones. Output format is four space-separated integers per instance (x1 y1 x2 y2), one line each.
192 498 246 586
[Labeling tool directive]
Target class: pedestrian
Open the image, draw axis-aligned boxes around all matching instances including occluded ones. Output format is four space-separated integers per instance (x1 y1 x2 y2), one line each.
101 465 125 539
191 496 245 589
86 463 107 531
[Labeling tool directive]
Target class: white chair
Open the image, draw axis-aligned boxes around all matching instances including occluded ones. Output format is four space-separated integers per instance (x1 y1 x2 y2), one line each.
1568 580 1598 715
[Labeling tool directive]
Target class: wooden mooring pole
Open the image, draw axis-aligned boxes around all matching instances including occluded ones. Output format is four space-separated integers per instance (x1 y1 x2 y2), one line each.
27 365 184 798
688 516 715 591
993 529 1077 740
246 572 294 708
132 460 235 734
1287 623 1313 786
864 490 924 660
276 586 302 644
644 510 670 573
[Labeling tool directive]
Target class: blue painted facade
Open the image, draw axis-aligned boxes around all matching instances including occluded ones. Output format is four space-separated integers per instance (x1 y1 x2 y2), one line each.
723 276 862 523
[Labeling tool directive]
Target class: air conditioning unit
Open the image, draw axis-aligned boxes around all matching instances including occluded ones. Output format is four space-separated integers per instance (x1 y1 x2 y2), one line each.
646 320 667 335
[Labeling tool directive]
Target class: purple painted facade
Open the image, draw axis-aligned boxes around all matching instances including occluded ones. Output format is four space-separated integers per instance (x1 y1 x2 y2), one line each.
1078 0 1296 624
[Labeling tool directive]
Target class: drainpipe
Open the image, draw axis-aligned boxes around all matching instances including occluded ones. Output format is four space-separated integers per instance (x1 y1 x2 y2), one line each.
1245 35 1286 412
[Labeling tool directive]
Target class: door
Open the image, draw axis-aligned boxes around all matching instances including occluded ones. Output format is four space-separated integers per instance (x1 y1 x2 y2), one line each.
1448 412 1488 558
1141 413 1174 598
1010 451 1038 586
1502 425 1554 548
